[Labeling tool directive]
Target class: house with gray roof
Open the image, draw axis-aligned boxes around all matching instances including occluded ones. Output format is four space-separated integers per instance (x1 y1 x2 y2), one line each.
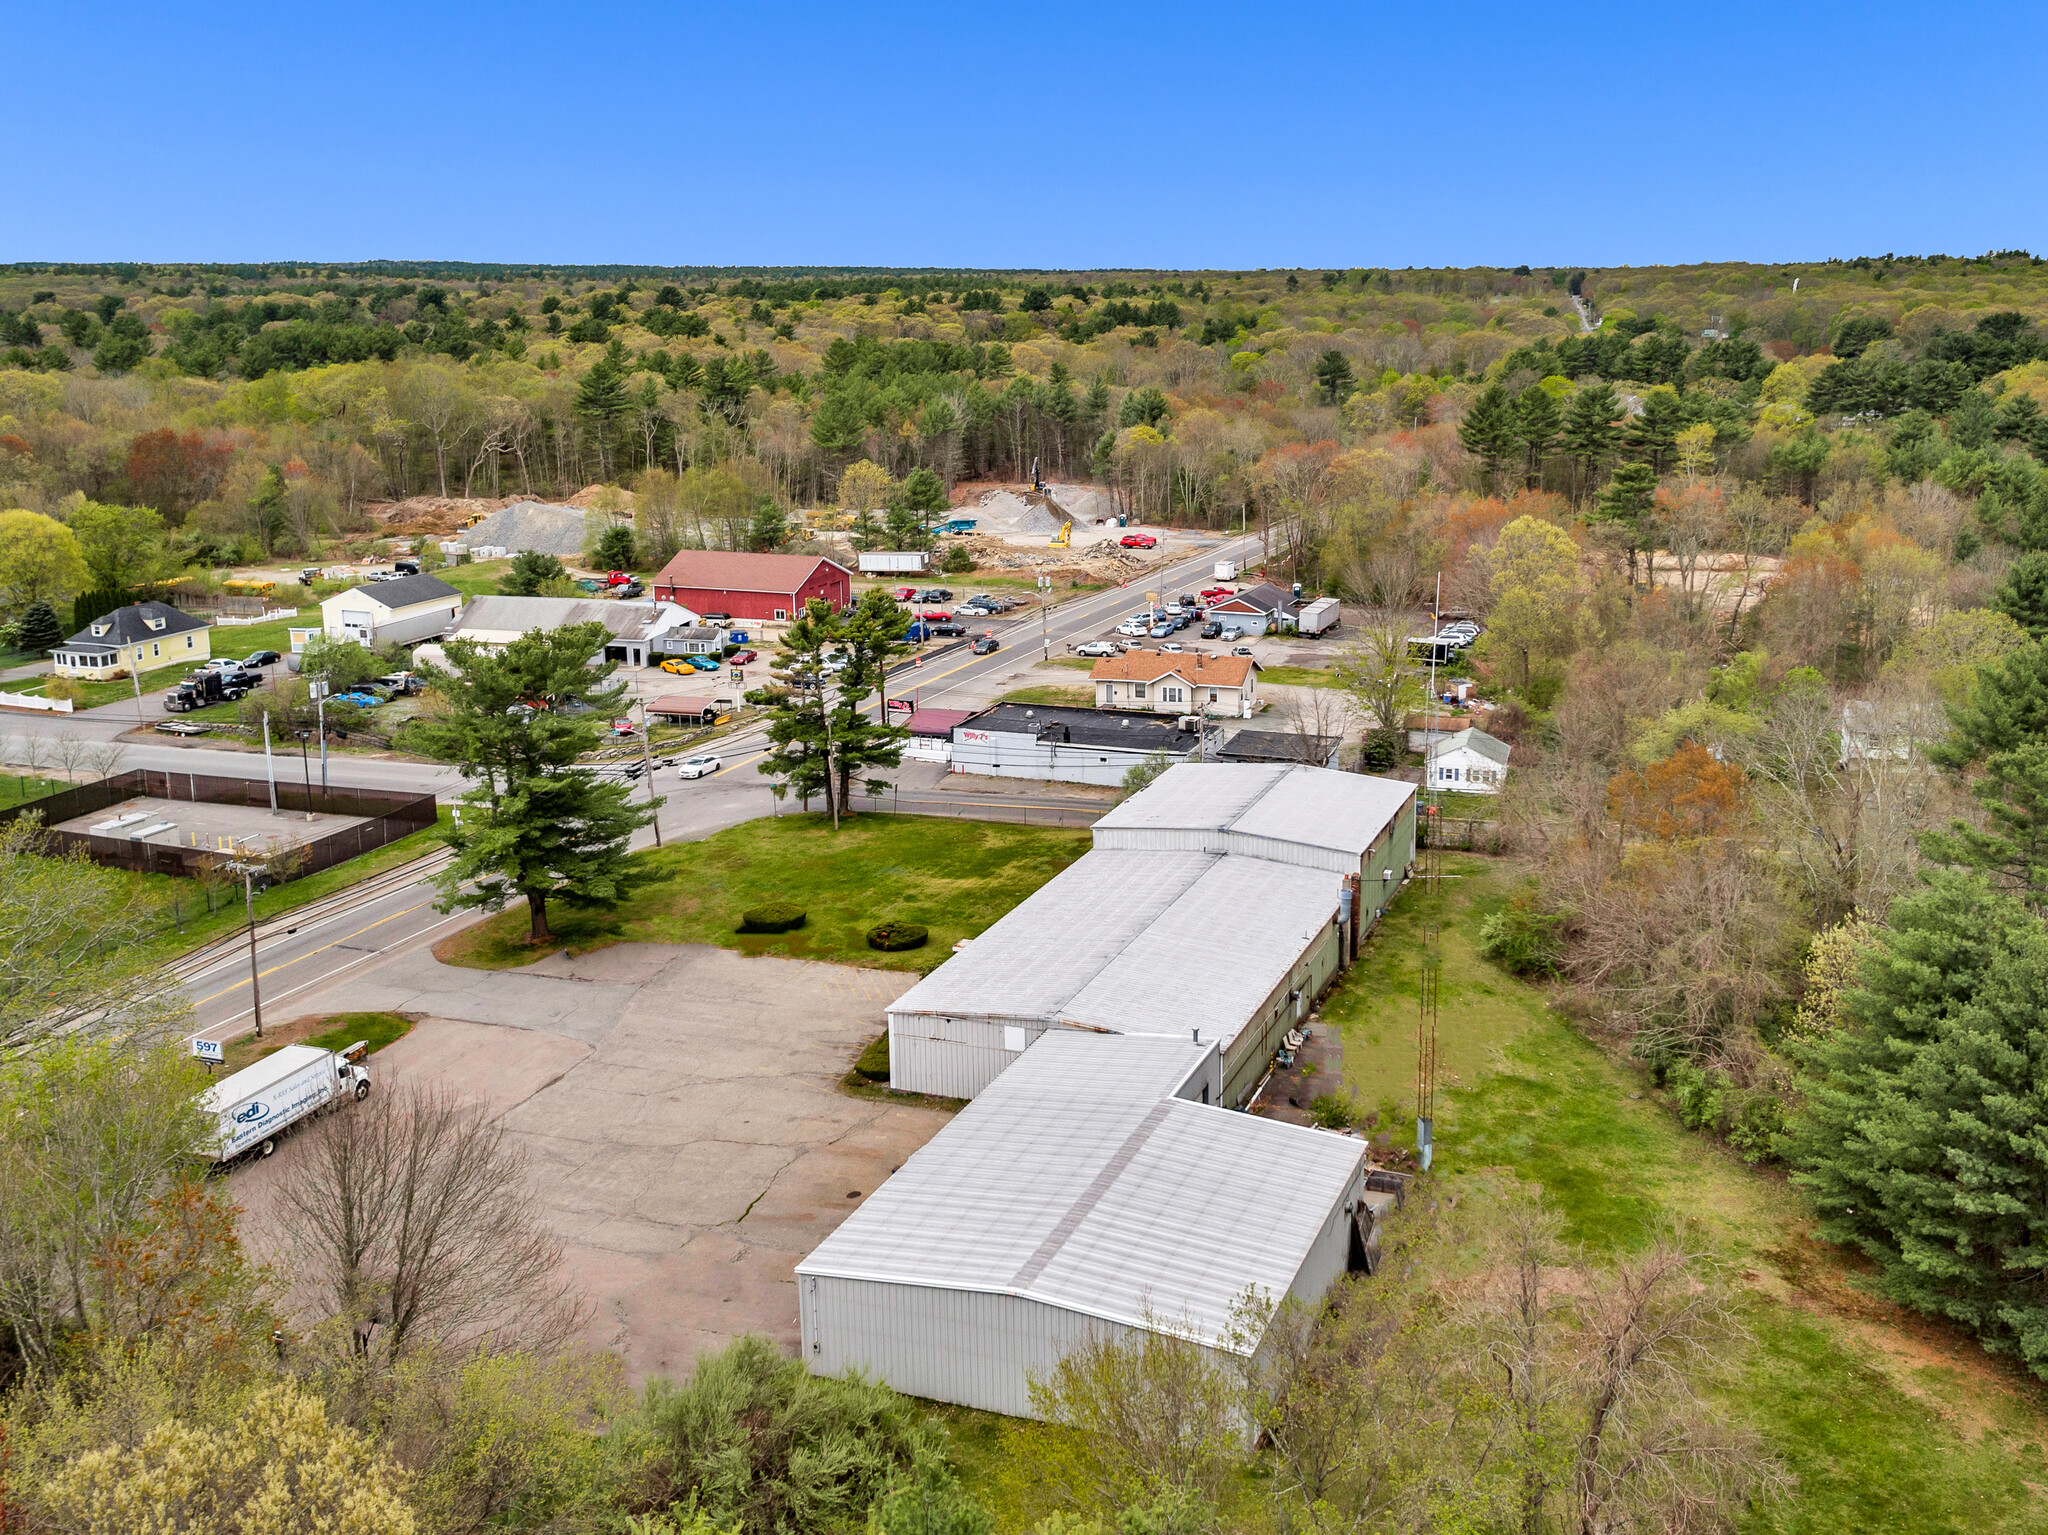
53 602 211 679
318 573 463 648
1424 725 1511 793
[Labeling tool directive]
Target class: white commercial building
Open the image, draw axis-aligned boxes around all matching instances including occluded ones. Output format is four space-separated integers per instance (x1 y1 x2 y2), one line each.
319 573 463 647
886 764 1417 1104
798 1033 1375 1419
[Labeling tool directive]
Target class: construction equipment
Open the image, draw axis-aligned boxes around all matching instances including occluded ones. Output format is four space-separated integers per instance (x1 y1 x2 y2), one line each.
1050 519 1072 547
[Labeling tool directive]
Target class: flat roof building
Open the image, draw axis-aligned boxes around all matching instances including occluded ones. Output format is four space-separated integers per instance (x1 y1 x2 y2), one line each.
951 703 1215 787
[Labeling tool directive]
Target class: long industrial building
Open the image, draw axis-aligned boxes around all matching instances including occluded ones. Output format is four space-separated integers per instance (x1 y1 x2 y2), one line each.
885 764 1417 1104
797 1033 1379 1418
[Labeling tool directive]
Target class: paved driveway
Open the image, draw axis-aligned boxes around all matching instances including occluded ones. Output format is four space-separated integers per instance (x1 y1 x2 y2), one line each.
237 941 945 1384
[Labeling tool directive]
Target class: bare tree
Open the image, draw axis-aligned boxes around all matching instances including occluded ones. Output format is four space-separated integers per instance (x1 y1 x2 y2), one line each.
82 741 129 780
49 730 88 784
1273 685 1353 767
1331 610 1415 735
275 1081 582 1364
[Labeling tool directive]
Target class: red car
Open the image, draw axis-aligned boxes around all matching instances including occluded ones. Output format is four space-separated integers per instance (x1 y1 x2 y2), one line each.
918 610 952 623
729 649 758 665
1120 533 1158 549
892 587 918 601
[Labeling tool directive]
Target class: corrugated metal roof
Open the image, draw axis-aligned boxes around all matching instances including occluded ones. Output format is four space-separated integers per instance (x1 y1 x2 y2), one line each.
1092 762 1413 859
798 1034 1363 1349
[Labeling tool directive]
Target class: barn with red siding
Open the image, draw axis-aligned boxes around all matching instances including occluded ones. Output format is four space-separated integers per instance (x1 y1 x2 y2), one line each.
650 551 854 623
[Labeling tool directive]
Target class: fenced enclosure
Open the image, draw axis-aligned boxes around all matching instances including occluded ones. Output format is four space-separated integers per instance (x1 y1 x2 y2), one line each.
0 769 436 882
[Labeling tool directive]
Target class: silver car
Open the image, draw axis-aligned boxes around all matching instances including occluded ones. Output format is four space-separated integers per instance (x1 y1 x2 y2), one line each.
677 755 722 779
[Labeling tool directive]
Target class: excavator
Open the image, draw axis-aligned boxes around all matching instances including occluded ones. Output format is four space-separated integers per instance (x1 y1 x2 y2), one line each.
1050 519 1072 547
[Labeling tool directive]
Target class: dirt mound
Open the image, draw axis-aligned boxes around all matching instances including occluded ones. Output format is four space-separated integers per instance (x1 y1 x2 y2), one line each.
973 487 1066 536
461 501 590 557
957 533 1154 583
565 484 636 509
368 495 519 534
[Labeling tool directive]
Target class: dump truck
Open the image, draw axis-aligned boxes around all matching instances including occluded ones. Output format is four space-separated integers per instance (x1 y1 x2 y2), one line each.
199 1041 372 1163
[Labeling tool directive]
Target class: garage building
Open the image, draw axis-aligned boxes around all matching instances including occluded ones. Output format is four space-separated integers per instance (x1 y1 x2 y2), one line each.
798 1032 1372 1418
649 550 852 623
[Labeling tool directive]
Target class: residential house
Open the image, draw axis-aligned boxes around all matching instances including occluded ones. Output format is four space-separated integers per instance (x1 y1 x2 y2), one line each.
1839 698 1938 766
1089 651 1257 717
1404 711 1474 753
52 602 211 679
319 573 463 648
650 550 852 623
1216 728 1342 768
445 595 697 668
651 624 729 659
1206 582 1298 637
1425 726 1511 793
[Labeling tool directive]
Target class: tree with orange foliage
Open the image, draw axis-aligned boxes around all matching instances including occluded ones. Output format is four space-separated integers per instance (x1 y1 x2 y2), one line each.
1607 740 1748 841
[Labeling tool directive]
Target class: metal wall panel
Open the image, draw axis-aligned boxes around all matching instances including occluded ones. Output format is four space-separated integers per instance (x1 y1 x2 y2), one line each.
888 1013 1041 1099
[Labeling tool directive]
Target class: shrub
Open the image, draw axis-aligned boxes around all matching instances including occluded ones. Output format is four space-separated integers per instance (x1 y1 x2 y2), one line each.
867 921 928 952
855 1033 890 1081
737 903 805 934
1308 1093 1353 1130
1726 1090 1785 1164
1359 728 1402 772
1476 899 1564 977
941 543 974 574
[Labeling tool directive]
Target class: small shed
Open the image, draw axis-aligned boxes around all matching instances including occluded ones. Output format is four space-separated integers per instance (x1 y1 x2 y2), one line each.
1217 729 1342 769
1425 726 1511 793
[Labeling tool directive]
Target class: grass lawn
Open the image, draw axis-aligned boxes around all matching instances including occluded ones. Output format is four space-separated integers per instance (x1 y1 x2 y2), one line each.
1310 854 2048 1535
434 813 1091 973
1257 663 1340 688
0 771 68 802
999 685 1094 707
221 1010 414 1072
438 558 512 597
1044 656 1096 671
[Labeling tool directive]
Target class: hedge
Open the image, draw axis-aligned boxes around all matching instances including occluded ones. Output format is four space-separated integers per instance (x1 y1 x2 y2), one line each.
738 902 806 934
855 1033 890 1082
866 921 928 952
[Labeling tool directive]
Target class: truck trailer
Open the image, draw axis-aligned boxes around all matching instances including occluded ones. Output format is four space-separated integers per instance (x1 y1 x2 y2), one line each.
1213 559 1239 581
201 1042 372 1162
1297 596 1341 636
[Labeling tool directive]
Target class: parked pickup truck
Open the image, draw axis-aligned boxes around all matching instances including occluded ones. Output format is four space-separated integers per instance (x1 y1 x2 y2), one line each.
200 1041 371 1163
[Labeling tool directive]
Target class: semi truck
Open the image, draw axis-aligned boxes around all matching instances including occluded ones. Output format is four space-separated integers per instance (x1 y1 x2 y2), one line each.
164 669 252 712
200 1041 372 1163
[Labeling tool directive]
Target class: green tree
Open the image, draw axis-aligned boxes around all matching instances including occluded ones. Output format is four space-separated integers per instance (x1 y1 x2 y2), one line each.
412 623 658 943
1485 515 1582 690
1457 383 1516 491
91 329 151 375
1949 387 1997 450
1313 350 1355 405
1990 549 2048 638
1769 429 1832 505
896 465 950 516
0 509 89 612
1512 384 1561 489
758 600 841 815
65 501 166 590
1920 743 2048 908
1784 872 2048 1374
1930 636 2048 770
501 550 569 595
591 521 638 571
1622 389 1686 472
1561 385 1622 496
1591 461 1659 587
18 599 62 652
746 497 788 551
829 589 913 809
247 465 289 554
300 635 384 692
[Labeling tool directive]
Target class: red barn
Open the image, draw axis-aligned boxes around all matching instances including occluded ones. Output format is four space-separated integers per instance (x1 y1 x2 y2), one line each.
650 551 854 623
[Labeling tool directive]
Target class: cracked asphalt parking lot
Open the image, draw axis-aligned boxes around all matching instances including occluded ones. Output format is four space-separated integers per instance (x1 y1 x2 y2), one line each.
238 941 946 1383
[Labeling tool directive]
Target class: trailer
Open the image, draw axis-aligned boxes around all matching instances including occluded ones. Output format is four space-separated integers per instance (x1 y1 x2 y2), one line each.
200 1042 372 1163
1297 596 1341 636
1213 559 1239 581
858 550 930 574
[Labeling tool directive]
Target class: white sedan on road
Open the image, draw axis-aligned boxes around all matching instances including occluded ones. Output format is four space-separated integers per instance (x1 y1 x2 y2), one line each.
677 755 723 780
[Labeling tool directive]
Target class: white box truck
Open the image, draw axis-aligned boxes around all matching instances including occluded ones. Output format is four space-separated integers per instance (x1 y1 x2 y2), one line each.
1298 596 1341 636
201 1042 372 1163
1213 560 1238 581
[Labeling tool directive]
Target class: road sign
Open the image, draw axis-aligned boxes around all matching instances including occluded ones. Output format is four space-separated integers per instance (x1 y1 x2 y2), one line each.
886 698 914 715
192 1038 224 1064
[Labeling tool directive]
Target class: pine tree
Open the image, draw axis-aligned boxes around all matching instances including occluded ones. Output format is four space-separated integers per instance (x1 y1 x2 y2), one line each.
1591 462 1659 587
1991 550 2048 638
1561 382 1622 499
1512 385 1561 488
829 589 913 811
1313 350 1355 405
501 550 568 595
1931 636 2048 769
1920 743 2048 908
1996 391 2042 444
18 600 62 652
592 522 637 571
1622 390 1686 472
412 622 658 943
1949 387 1998 450
759 601 842 816
1785 872 2048 1374
1456 383 1516 491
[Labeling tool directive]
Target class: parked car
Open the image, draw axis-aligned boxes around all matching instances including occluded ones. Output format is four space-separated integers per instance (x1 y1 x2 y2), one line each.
1171 615 1192 631
971 636 999 655
821 652 851 673
928 622 966 637
700 612 733 625
892 587 918 601
1149 622 1175 639
1120 533 1158 549
917 610 951 623
335 690 383 708
1160 642 1186 653
1199 621 1223 639
1116 619 1151 638
1232 645 1256 657
1075 640 1122 657
242 649 281 667
659 658 696 675
728 648 758 665
677 755 722 779
686 654 722 671
1220 626 1243 641
1200 586 1233 600
915 588 954 602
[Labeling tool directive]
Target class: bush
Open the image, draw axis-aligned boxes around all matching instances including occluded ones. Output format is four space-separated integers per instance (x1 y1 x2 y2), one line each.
738 902 805 934
855 1033 890 1081
1360 727 1402 771
1476 899 1564 977
941 543 974 574
867 921 928 951
1308 1093 1353 1130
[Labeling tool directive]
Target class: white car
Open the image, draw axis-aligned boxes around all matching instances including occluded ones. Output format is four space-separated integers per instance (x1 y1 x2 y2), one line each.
1220 626 1243 641
1075 640 1122 657
677 755 722 779
1159 642 1186 653
821 653 851 673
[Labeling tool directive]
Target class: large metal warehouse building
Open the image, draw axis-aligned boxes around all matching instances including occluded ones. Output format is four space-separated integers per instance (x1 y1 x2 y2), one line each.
797 1033 1373 1417
885 764 1417 1103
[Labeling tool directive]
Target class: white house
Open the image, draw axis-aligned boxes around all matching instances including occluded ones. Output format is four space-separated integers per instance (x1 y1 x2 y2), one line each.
1089 651 1257 717
319 573 463 648
1425 726 1511 793
53 602 211 679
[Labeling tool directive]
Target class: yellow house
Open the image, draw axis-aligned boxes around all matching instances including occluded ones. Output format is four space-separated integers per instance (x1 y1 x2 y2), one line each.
52 601 212 679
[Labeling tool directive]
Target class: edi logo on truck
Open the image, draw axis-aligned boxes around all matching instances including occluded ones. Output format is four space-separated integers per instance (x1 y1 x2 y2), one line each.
234 1101 269 1124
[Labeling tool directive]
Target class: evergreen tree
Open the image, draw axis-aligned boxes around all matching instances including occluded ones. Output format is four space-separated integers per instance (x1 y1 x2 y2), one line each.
1784 873 2048 1375
1949 387 1998 450
1996 391 2042 444
747 498 788 551
1920 743 2048 908
896 466 949 518
248 465 289 555
1313 349 1355 405
1622 390 1686 472
17 599 62 653
1512 384 1561 489
412 622 658 943
501 550 568 595
592 522 638 571
1456 383 1516 491
829 588 913 810
1930 636 2048 770
1591 462 1659 587
759 601 841 816
1991 550 2048 638
1561 382 1622 497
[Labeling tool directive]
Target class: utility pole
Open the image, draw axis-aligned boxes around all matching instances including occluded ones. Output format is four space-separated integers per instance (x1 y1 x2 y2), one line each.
316 687 329 792
638 699 661 846
294 729 314 819
242 867 264 1040
1038 574 1051 661
131 666 146 728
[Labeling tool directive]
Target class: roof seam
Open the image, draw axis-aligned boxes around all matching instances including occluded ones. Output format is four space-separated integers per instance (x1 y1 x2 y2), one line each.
1009 1099 1173 1290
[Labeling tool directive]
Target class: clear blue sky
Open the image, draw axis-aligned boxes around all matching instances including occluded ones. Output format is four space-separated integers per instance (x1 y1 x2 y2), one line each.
12 1 2047 270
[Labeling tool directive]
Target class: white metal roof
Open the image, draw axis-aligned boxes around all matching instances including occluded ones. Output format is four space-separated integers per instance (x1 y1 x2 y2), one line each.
798 1033 1365 1349
886 848 1342 1049
1092 763 1414 860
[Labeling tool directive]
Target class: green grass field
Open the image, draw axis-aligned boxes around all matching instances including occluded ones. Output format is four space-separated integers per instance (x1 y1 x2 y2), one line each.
1256 663 1340 689
435 813 1091 973
221 1010 414 1072
0 771 67 802
999 685 1094 707
1307 855 2048 1535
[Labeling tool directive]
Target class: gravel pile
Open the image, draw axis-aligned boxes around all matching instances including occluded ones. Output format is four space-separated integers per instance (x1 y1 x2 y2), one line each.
461 501 589 558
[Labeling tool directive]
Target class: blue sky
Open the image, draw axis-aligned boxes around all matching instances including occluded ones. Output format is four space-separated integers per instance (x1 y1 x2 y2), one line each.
11 1 2047 269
